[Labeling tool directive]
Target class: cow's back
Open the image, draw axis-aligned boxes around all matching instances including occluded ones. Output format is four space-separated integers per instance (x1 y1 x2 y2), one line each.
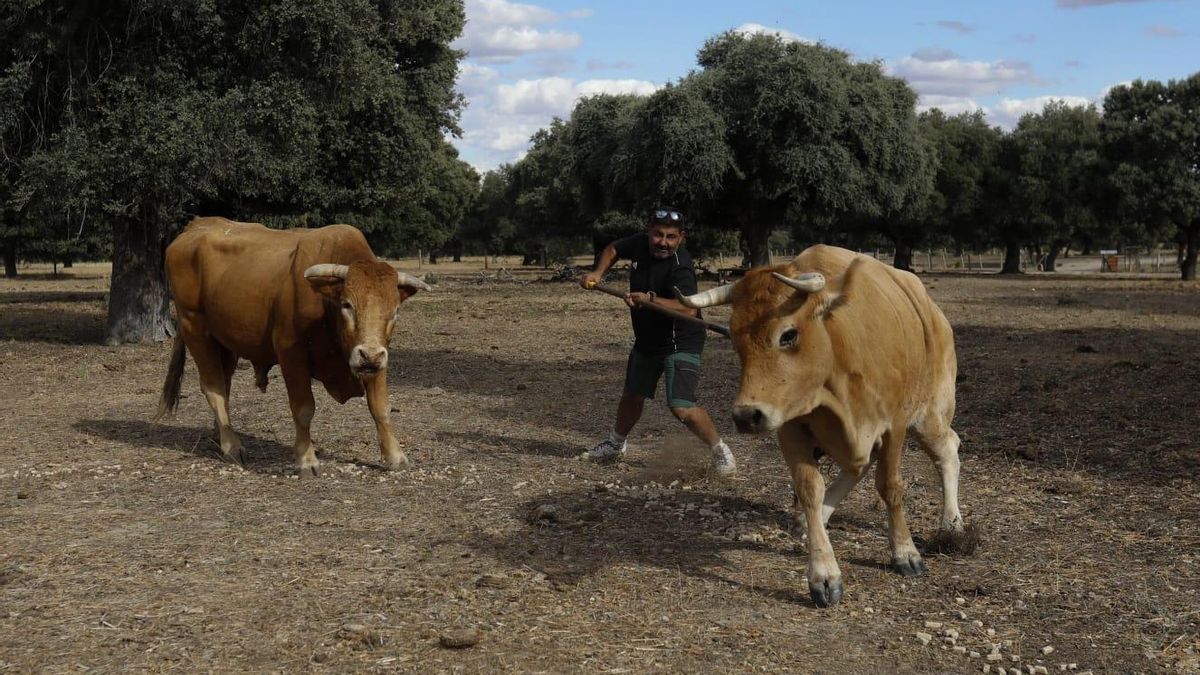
791 245 955 418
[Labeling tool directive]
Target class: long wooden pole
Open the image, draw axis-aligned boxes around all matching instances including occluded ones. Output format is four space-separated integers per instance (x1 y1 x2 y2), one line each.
588 281 731 338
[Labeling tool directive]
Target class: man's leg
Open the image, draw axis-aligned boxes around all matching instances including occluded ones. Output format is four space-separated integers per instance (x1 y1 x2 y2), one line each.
581 350 660 463
665 352 736 477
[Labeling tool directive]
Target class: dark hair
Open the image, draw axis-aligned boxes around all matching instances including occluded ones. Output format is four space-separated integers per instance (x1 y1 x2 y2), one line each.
649 207 685 228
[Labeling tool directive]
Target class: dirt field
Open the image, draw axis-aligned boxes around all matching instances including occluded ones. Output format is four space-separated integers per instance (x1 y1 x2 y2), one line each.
1 259 1197 674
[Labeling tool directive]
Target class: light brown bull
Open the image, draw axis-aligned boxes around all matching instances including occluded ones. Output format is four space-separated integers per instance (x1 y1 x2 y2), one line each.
156 216 430 474
680 245 965 607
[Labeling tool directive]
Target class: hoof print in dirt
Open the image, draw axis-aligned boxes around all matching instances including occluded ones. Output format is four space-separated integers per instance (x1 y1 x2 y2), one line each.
338 624 382 650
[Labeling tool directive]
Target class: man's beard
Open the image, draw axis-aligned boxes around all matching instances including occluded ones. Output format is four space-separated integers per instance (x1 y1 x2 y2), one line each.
651 248 673 259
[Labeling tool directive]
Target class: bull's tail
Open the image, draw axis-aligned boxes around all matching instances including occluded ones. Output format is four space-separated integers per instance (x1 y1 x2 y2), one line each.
155 336 187 421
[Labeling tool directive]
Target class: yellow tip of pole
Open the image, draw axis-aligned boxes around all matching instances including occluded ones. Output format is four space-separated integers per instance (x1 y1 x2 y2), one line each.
586 280 597 289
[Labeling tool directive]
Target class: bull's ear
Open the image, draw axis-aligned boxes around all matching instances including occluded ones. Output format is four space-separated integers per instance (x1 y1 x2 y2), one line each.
396 271 432 293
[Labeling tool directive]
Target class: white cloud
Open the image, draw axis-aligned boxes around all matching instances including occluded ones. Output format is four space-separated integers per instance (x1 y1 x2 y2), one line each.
566 8 594 19
733 22 811 44
458 25 582 61
467 0 556 25
916 94 988 117
456 62 500 97
991 95 1094 127
497 77 658 115
890 53 1042 96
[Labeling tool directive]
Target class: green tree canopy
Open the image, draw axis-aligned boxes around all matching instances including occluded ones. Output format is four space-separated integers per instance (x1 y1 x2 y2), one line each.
1 0 472 341
1102 75 1200 279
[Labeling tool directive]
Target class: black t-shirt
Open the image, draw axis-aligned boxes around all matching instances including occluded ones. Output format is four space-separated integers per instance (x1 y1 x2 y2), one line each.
611 233 706 357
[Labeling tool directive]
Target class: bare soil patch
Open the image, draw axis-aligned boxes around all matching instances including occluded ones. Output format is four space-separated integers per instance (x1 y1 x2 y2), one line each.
1 262 1197 673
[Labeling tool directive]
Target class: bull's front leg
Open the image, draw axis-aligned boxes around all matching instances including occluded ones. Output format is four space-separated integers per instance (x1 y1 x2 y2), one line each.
779 422 843 607
279 362 320 476
365 370 408 470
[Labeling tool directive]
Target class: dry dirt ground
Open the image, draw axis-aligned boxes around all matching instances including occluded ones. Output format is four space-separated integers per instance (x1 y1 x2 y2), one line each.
1 259 1197 674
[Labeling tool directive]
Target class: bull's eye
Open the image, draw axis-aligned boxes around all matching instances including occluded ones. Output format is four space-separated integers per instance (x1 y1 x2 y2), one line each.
341 301 354 312
779 328 798 348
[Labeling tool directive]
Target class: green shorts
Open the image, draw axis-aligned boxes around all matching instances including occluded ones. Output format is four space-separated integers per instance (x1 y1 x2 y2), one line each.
623 350 702 408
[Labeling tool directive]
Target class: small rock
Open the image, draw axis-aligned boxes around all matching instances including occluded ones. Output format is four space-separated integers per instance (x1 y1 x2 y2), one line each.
916 632 933 645
954 646 967 654
529 504 559 524
1066 665 1077 671
16 492 29 500
925 621 944 629
970 651 982 658
439 627 481 649
1008 669 1021 675
988 654 1004 662
987 628 997 637
957 610 969 620
475 572 509 588
945 629 960 640
972 620 984 628
1041 646 1055 656
1033 667 1049 675
956 596 967 605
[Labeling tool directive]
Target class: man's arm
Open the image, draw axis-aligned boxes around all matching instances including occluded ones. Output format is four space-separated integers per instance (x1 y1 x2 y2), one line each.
580 243 619 289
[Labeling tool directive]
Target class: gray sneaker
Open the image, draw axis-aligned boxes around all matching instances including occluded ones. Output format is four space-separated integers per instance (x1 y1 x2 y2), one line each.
710 441 737 477
579 438 626 463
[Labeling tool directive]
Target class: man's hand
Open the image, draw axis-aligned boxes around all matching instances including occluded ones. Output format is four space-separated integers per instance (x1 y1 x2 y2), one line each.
624 291 652 308
580 272 602 290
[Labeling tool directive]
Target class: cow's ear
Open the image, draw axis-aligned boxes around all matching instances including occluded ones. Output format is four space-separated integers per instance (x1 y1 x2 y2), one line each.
816 259 863 318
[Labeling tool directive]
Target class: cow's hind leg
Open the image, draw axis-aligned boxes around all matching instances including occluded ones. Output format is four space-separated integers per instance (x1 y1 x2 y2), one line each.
365 370 408 470
183 333 246 466
779 422 844 607
280 362 319 476
877 425 925 576
912 422 964 533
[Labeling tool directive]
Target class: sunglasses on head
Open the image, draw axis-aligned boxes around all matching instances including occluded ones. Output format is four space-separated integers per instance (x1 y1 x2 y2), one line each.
652 209 683 222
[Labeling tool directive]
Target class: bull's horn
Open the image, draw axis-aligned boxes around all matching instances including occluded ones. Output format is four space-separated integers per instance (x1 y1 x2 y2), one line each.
772 272 825 294
304 264 349 280
676 282 736 309
396 271 432 292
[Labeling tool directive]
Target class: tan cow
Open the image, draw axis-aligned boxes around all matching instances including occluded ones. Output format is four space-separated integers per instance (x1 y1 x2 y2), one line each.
679 245 964 607
156 216 430 475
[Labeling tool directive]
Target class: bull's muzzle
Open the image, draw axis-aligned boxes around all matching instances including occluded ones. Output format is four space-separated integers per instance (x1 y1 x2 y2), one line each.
732 405 771 434
351 345 388 376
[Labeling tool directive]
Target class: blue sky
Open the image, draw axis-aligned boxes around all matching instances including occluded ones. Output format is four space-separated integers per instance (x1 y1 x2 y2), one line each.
450 0 1198 173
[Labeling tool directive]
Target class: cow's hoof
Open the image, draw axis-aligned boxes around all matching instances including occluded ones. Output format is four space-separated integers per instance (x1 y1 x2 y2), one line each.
221 448 247 468
809 577 843 608
892 553 927 577
297 464 320 478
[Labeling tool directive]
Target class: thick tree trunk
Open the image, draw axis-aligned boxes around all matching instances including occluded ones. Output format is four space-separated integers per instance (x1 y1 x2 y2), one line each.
107 210 172 344
1000 241 1023 274
741 223 770 268
3 240 16 278
1043 241 1067 273
1182 227 1198 281
892 241 914 272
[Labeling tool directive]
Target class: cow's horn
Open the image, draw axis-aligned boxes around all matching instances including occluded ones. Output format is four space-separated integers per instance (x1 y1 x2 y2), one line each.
772 272 825 294
397 271 432 292
677 282 736 309
304 264 349 280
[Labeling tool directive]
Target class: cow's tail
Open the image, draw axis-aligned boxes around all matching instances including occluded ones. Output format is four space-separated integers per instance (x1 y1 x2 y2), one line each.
155 336 187 421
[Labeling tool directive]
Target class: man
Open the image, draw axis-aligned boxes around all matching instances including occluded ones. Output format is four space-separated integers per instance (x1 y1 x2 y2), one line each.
579 207 737 476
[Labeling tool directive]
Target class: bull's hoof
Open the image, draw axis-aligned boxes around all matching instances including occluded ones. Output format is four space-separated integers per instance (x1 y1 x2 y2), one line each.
808 577 844 608
892 553 927 577
297 463 320 478
383 452 410 471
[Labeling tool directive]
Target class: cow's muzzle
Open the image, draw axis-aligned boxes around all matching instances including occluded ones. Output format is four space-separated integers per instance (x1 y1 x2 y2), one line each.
351 345 388 377
732 405 772 434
